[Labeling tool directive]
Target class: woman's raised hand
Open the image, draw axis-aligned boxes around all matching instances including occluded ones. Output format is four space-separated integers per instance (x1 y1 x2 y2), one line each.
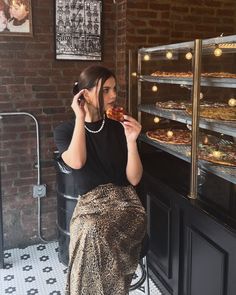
122 115 142 143
71 89 86 119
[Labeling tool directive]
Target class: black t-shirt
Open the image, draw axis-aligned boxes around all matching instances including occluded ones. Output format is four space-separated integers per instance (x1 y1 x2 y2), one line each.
53 117 129 195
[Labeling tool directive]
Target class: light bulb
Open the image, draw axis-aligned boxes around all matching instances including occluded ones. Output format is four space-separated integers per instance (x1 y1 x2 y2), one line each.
152 85 158 92
228 98 236 107
185 51 192 60
214 47 222 57
166 51 173 59
167 130 173 138
143 54 150 61
200 92 204 99
186 151 191 157
212 150 222 158
203 136 209 144
131 72 137 77
154 116 160 123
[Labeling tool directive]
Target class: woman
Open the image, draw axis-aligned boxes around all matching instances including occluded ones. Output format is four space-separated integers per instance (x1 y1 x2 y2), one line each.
54 65 147 295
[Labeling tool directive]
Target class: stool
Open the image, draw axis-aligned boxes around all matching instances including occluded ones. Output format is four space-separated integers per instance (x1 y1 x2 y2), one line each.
129 233 150 294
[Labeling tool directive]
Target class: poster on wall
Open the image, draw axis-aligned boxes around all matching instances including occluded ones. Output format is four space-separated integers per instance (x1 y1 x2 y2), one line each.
0 0 33 36
55 0 102 61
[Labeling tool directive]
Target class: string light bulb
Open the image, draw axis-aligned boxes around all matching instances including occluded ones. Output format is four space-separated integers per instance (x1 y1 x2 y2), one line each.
213 150 222 158
203 136 209 144
143 54 150 61
185 50 193 60
152 84 158 92
167 130 173 138
214 45 222 57
166 51 173 59
154 116 160 123
228 98 236 107
131 72 137 77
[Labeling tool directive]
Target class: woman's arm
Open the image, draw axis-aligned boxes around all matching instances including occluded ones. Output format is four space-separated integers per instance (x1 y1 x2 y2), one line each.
123 115 143 186
61 91 87 169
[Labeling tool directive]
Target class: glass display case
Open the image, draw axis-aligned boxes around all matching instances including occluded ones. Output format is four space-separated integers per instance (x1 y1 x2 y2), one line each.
133 35 236 203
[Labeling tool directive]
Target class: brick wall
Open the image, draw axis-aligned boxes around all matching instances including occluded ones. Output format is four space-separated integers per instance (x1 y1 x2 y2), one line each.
0 0 116 249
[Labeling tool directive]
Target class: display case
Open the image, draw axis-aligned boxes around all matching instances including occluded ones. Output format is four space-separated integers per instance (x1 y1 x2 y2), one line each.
130 35 236 295
135 35 236 197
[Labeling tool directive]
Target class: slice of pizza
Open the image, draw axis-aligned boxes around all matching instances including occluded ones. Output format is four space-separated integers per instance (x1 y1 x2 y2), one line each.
106 106 125 122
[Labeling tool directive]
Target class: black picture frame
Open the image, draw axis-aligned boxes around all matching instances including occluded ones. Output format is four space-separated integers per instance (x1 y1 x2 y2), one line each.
55 0 102 61
0 0 33 36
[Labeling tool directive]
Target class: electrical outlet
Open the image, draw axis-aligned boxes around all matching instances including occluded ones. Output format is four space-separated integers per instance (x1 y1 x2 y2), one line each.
33 184 46 198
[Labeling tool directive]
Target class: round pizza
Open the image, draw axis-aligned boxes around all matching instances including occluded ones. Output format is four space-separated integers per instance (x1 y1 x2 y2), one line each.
155 100 226 110
155 100 191 110
198 142 236 167
151 71 236 79
186 106 236 121
146 129 191 145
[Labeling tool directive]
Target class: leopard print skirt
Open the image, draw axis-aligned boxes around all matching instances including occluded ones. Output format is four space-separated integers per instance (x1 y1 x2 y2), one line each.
65 183 147 295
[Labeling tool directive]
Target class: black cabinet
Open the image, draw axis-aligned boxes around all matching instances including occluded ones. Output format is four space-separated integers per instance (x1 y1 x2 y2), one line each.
182 204 236 295
142 152 236 295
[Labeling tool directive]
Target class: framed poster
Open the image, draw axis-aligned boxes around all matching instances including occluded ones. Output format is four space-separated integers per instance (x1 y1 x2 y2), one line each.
0 0 33 36
55 0 102 61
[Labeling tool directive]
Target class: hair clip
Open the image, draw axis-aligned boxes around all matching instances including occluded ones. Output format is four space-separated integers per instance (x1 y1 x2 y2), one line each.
72 81 80 95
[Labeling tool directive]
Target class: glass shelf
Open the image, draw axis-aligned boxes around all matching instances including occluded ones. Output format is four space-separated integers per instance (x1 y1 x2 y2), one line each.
139 133 236 185
138 104 236 137
138 35 236 53
139 75 236 88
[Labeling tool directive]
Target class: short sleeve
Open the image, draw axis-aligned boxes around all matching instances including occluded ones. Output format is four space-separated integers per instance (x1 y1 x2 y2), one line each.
53 121 74 156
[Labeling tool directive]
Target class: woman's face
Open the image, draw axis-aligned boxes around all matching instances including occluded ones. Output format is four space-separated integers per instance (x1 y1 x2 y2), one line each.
86 76 117 110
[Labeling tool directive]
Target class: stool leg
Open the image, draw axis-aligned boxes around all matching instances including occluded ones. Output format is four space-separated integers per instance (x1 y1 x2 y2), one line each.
142 256 150 295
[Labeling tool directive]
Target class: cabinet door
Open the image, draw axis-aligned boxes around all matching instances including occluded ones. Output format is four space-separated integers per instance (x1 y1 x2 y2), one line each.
182 205 236 295
146 179 180 295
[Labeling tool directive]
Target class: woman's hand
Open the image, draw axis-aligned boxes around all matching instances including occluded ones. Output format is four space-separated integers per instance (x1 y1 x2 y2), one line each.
71 89 86 119
122 115 142 143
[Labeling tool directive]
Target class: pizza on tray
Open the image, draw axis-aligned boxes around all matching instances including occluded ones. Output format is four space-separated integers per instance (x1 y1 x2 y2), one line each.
146 129 191 145
151 71 236 79
146 130 236 167
186 106 236 121
198 142 236 167
155 100 226 110
155 100 191 110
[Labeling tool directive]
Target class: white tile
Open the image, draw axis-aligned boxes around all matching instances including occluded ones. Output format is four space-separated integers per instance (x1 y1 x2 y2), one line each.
0 242 162 295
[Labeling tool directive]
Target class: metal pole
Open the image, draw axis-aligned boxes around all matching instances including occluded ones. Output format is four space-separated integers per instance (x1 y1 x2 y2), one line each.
0 112 40 185
0 167 3 268
189 39 202 199
128 49 132 115
137 52 142 123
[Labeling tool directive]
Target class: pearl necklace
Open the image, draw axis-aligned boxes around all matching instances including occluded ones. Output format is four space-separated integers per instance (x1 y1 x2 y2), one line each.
84 117 105 134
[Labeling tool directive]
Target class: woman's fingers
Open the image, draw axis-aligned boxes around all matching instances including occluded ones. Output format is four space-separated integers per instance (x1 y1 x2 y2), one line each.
123 115 142 129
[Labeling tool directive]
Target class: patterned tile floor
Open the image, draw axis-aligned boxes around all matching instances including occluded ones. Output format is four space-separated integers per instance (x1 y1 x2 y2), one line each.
0 241 162 295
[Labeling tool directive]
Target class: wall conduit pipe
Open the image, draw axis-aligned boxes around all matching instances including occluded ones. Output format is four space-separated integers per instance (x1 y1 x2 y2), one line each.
0 112 56 243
